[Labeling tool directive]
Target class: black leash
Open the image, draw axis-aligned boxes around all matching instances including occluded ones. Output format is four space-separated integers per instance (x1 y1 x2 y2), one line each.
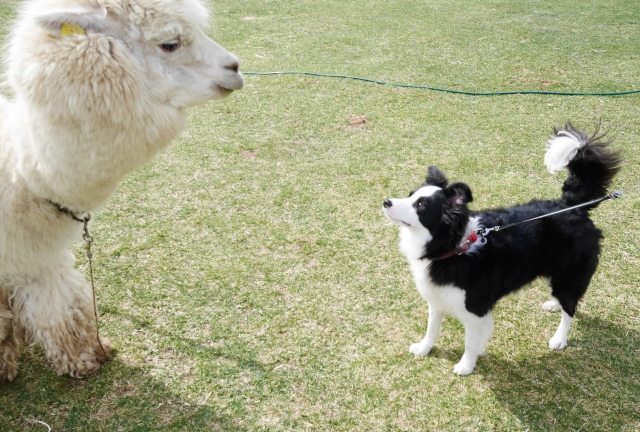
46 199 86 223
80 215 109 360
475 190 623 244
47 200 109 361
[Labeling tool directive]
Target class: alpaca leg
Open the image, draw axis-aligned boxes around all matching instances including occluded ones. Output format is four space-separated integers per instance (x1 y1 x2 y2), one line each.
12 252 111 378
0 294 20 384
410 303 444 356
453 311 494 376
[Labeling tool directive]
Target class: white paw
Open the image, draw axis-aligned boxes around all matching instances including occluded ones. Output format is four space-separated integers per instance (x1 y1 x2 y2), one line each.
409 342 432 357
549 335 568 350
453 360 476 376
542 300 562 313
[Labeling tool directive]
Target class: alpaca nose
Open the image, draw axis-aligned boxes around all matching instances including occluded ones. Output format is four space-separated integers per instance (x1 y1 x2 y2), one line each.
383 199 393 208
219 54 244 90
226 60 239 73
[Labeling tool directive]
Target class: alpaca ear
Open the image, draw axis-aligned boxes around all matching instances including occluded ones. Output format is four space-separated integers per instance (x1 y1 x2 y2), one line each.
444 181 473 205
426 166 448 188
35 7 108 36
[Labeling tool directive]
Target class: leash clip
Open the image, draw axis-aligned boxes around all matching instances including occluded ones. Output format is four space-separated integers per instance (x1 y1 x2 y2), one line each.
476 226 500 244
82 214 93 259
609 190 623 199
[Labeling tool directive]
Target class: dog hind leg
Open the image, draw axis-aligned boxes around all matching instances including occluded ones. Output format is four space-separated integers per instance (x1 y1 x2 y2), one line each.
12 252 111 378
549 309 573 350
548 288 579 351
542 299 562 312
542 279 562 312
547 259 594 350
453 311 494 376
410 303 444 356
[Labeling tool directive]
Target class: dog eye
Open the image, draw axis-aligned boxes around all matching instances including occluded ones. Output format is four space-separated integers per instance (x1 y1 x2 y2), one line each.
160 40 182 52
416 201 426 210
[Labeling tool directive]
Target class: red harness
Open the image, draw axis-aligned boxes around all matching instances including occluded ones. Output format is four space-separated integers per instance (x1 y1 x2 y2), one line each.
433 232 478 260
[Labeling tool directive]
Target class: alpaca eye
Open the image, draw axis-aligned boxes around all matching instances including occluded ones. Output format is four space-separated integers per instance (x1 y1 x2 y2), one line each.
160 40 181 52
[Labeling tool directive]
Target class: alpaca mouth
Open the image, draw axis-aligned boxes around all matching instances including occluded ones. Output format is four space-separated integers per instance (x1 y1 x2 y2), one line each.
215 85 235 95
214 74 245 92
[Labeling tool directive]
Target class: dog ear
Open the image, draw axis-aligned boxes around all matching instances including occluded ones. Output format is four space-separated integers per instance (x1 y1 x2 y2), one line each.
426 166 448 188
444 181 473 205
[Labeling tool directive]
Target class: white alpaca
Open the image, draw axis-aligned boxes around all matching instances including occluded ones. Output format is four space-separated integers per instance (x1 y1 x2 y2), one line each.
0 0 243 382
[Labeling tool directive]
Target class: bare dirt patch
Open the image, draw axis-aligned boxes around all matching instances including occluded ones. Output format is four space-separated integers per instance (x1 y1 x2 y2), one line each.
241 150 259 160
346 115 368 128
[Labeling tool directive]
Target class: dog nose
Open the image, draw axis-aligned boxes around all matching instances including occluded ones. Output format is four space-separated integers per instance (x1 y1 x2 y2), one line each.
383 199 393 208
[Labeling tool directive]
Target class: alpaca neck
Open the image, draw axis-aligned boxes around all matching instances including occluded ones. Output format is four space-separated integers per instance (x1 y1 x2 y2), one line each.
12 97 187 212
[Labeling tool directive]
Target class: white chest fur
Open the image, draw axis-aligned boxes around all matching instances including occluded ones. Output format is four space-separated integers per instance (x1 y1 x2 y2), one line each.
398 226 468 315
407 257 467 315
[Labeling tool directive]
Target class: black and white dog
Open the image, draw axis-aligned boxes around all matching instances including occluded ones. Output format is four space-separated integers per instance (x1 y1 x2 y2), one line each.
383 123 621 375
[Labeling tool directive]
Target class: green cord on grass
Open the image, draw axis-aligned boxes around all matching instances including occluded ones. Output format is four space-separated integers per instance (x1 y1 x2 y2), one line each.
244 71 640 97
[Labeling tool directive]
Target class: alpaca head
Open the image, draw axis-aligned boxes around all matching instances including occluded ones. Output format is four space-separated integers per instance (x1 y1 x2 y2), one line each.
4 0 245 211
8 0 244 112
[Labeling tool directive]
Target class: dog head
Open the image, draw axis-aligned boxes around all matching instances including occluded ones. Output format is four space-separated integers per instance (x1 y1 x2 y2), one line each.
383 166 473 259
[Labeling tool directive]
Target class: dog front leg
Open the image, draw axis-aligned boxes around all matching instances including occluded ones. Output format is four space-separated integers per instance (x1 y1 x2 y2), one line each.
410 303 444 356
453 311 494 376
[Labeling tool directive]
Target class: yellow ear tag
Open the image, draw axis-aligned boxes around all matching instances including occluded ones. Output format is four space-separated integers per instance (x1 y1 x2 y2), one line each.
60 23 86 37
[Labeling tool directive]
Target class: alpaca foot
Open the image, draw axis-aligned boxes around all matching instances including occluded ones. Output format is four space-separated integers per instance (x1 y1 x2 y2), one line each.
0 322 20 384
58 355 101 378
0 362 19 384
48 334 113 378
0 348 20 384
94 337 113 363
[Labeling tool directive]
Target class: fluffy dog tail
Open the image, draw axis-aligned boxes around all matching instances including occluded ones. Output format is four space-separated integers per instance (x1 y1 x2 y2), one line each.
544 122 622 208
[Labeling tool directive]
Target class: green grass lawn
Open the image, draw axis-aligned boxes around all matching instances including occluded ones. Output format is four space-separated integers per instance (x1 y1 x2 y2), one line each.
2 0 640 430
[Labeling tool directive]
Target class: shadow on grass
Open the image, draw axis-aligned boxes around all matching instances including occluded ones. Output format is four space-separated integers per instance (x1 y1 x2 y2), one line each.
0 347 257 431
479 314 640 431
